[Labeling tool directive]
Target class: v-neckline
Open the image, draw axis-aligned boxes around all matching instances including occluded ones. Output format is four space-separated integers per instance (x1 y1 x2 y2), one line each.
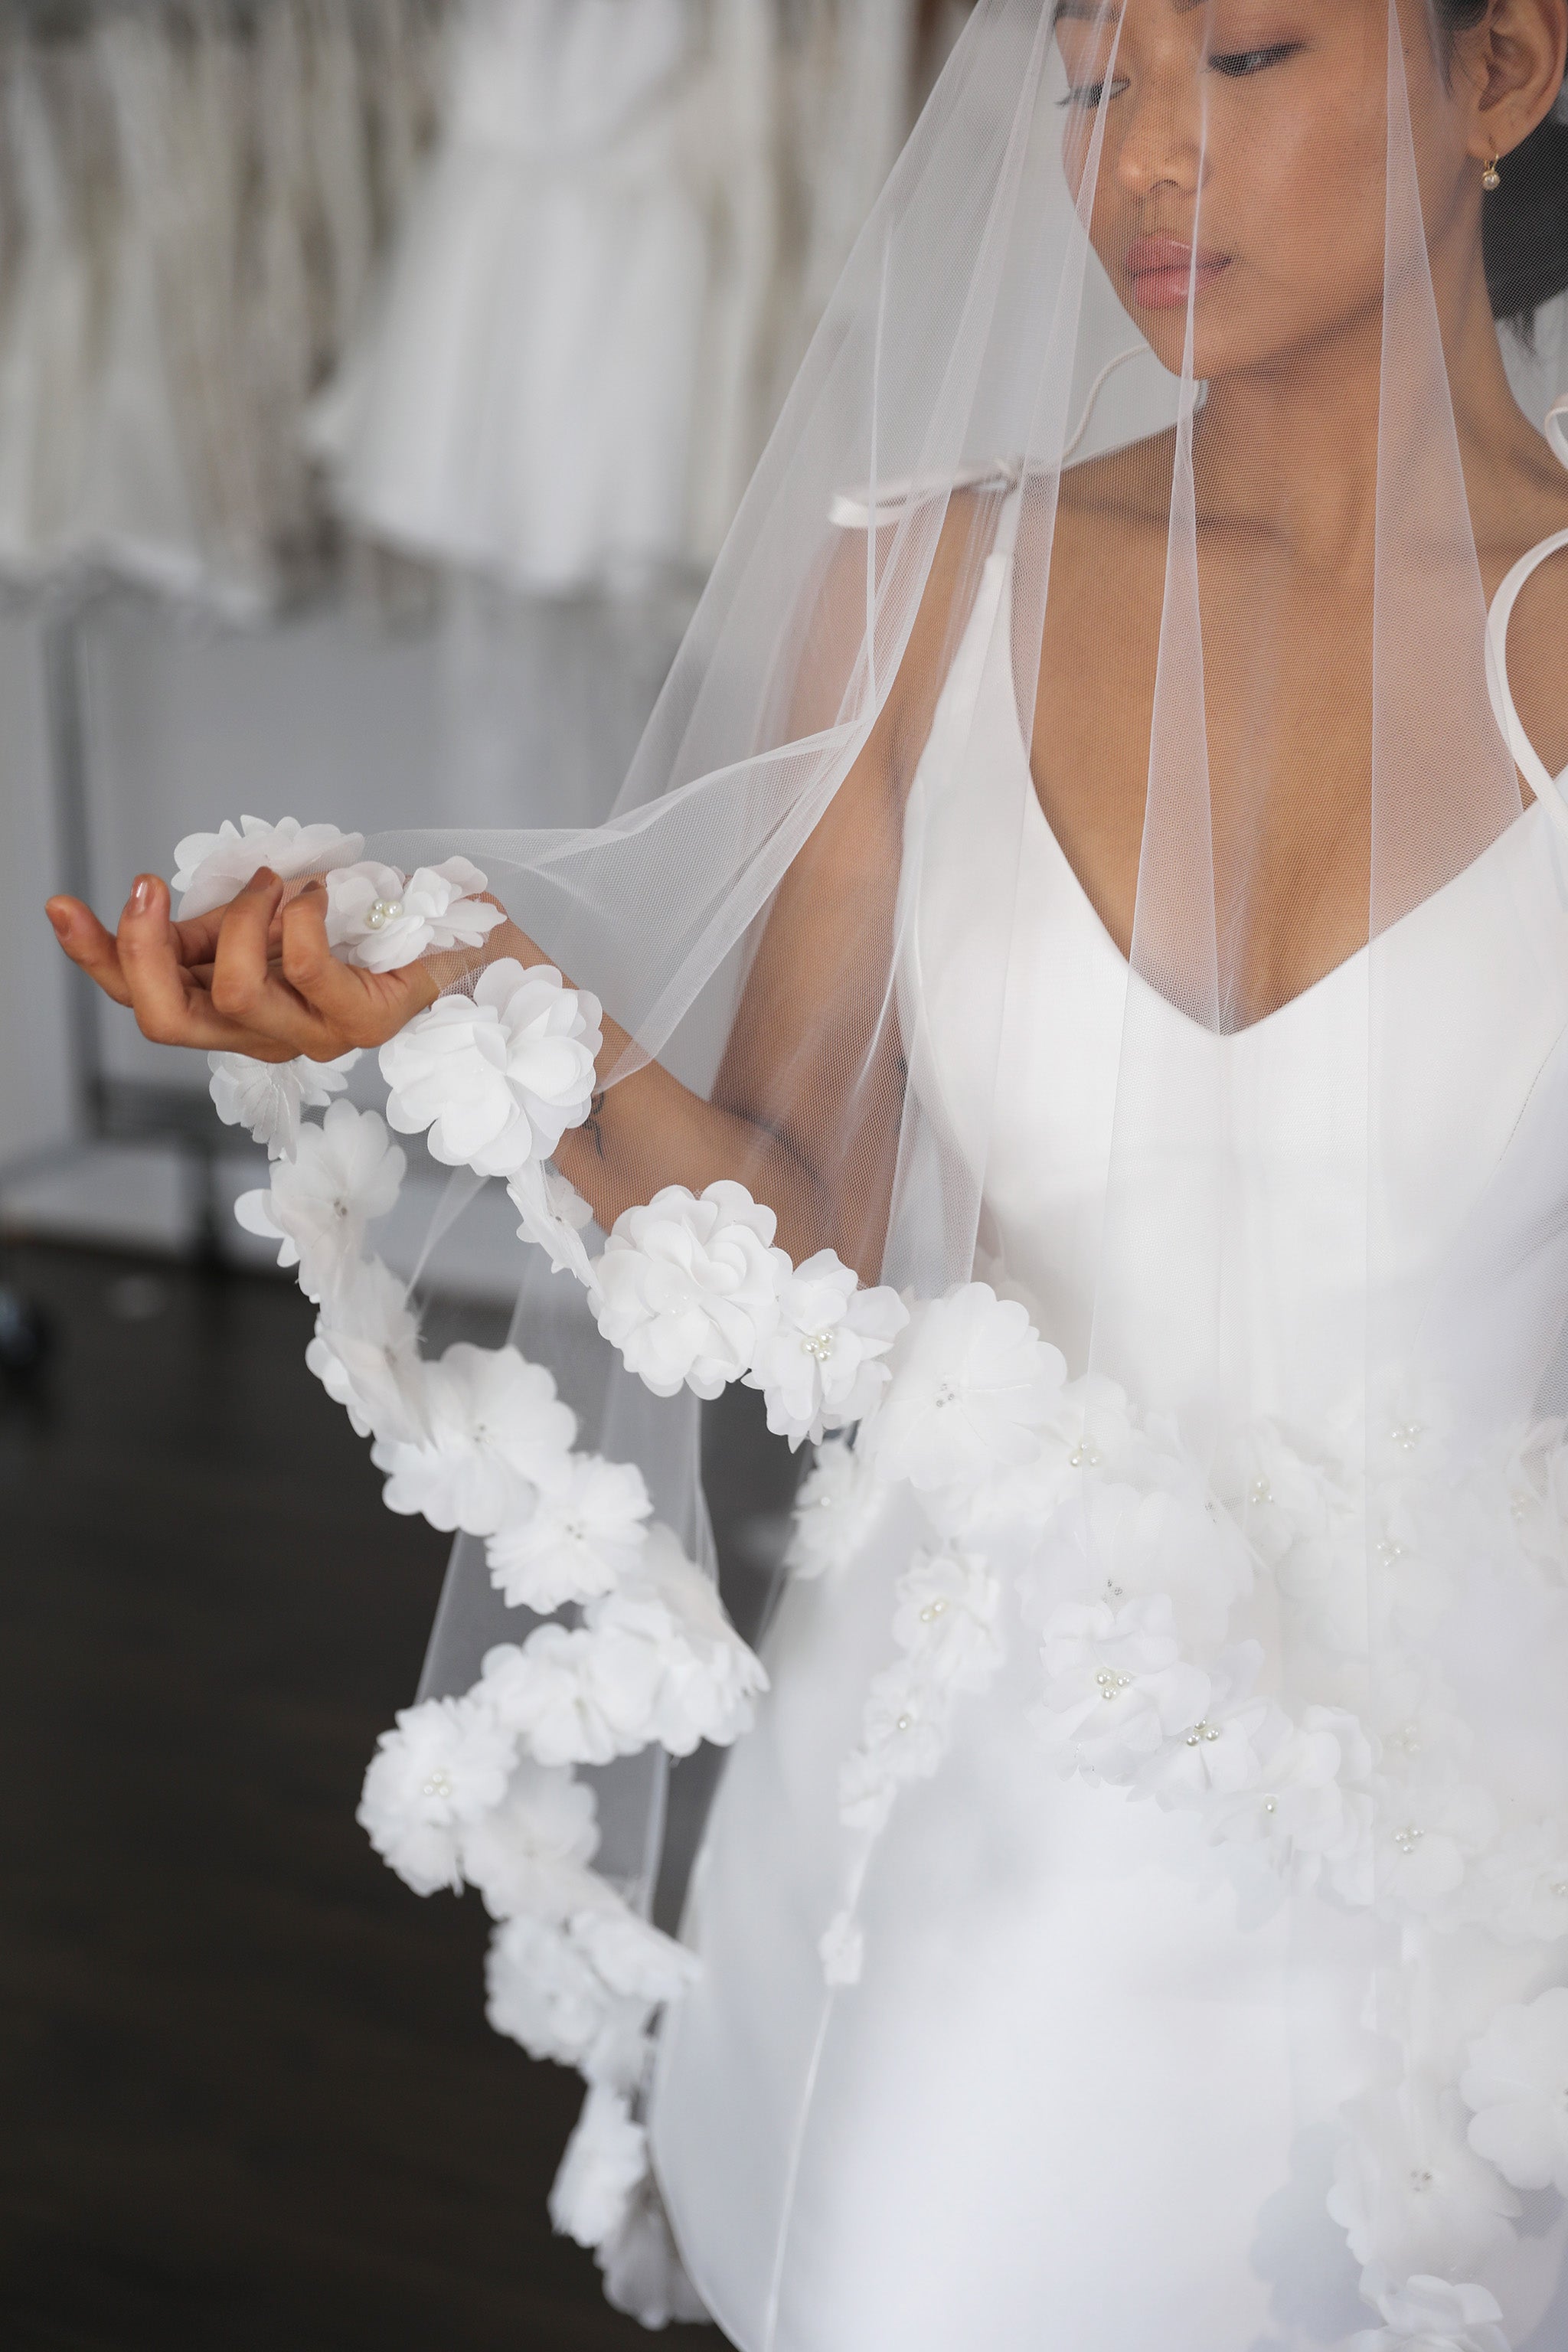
985 544 1564 1044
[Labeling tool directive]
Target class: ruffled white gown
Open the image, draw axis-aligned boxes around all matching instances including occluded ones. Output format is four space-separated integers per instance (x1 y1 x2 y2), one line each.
646 522 1568 2350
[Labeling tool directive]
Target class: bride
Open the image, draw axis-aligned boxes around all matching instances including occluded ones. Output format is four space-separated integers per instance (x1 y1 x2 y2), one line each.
45 3 1568 2346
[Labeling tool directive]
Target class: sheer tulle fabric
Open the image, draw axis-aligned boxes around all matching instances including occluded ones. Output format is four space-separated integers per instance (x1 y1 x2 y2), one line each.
251 3 1568 2340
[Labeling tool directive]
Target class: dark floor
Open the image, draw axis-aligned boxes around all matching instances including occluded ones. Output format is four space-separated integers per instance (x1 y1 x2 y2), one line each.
0 1243 789 2352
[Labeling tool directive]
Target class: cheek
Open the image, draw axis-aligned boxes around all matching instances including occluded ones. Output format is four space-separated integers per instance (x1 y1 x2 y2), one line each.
1211 74 1389 307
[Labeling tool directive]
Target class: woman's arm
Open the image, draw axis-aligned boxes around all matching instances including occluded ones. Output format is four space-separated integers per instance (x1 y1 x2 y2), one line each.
46 505 974 1274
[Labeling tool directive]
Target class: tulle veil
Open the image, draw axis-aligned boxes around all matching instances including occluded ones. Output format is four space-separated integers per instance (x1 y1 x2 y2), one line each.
210 1 1568 2336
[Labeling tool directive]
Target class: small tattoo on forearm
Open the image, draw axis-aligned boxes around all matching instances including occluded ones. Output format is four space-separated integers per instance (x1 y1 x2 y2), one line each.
583 1090 607 1160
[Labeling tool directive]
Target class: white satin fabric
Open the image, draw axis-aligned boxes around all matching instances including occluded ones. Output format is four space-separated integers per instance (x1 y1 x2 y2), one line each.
648 524 1568 2351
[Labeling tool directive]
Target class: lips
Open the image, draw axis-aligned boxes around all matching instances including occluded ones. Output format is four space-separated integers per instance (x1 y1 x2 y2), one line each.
1124 235 1231 311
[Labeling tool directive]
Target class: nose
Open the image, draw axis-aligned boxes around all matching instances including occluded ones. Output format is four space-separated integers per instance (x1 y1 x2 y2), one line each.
1112 70 1206 202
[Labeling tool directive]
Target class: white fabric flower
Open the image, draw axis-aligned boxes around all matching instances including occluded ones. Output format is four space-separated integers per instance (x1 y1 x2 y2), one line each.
594 1181 789 1400
172 814 364 917
508 1159 597 1285
1037 1372 1138 1484
1478 1822 1568 1945
840 1660 955 1831
742 1250 908 1446
457 1759 600 1922
357 1694 516 1896
596 2176 710 2328
890 1549 1004 1692
1206 1702 1376 1900
480 1627 665 1769
207 1048 359 1161
485 1453 652 1612
1462 1988 1568 2194
569 1902 700 2007
325 855 505 972
615 1523 769 1750
1374 1782 1500 1919
819 1909 865 1987
305 1253 426 1445
234 1101 404 1302
861 1284 1066 1494
485 1912 622 2069
479 1528 766 1766
1034 1594 1211 1784
1350 2276 1510 2352
548 2086 650 2251
381 959 603 1176
786 1436 889 1580
374 1342 577 1536
1045 1475 1253 1651
1328 2082 1518 2282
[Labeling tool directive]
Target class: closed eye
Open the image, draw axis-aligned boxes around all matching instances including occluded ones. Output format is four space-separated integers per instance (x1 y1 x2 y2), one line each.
1209 42 1302 78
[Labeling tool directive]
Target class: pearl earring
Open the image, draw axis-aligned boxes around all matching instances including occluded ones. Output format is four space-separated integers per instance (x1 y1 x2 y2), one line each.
1482 153 1502 192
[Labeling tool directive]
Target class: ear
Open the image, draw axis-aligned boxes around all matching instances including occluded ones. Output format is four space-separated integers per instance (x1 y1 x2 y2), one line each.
1455 0 1568 165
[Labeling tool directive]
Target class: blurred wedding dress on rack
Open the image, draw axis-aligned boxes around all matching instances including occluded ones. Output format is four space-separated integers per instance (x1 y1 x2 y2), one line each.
308 0 925 827
0 0 447 618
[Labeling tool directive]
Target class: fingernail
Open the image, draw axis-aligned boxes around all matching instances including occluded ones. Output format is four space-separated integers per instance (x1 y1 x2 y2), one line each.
126 877 153 915
246 866 279 893
299 876 325 896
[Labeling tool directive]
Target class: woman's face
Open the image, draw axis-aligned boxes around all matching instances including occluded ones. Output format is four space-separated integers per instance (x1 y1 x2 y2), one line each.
1054 0 1475 383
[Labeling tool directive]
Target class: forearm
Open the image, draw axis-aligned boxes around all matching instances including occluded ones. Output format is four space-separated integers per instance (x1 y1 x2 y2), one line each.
488 921 835 1261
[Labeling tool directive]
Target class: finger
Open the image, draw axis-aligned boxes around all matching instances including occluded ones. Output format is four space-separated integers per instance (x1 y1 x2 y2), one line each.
46 896 134 1006
280 884 443 1044
114 873 272 1050
209 868 289 1026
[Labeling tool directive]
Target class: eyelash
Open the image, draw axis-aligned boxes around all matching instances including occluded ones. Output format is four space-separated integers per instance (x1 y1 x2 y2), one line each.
1059 42 1302 109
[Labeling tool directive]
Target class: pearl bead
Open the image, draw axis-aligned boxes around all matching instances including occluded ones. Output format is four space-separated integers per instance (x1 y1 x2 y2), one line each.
1249 1477 1272 1507
895 1712 913 1733
800 1329 837 1362
364 896 403 931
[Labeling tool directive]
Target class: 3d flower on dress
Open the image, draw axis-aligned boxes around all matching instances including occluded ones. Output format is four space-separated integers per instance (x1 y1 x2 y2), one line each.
1348 2272 1510 2352
1461 1988 1568 2197
742 1248 908 1446
785 1433 890 1580
1328 2080 1520 2282
861 1282 1066 1493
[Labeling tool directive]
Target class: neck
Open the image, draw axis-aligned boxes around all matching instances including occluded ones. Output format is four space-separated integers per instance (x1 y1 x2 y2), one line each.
1191 208 1530 570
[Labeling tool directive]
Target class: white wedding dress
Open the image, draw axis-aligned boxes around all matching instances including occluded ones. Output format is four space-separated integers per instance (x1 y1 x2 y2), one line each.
647 513 1568 2350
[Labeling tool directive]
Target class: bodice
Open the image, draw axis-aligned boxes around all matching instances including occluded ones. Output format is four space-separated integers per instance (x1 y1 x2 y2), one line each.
900 524 1568 1434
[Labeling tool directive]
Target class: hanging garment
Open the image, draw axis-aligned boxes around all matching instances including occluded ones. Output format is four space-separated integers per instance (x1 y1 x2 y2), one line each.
309 0 774 592
0 0 449 611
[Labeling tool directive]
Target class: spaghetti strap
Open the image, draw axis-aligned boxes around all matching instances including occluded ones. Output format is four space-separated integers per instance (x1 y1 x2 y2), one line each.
1485 523 1568 835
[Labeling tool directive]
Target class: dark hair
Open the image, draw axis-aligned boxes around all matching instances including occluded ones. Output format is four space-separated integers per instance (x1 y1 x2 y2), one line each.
1435 0 1568 327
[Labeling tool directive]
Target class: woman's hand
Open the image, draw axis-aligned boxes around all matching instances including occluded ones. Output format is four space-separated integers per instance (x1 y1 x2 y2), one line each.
44 868 451 1066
